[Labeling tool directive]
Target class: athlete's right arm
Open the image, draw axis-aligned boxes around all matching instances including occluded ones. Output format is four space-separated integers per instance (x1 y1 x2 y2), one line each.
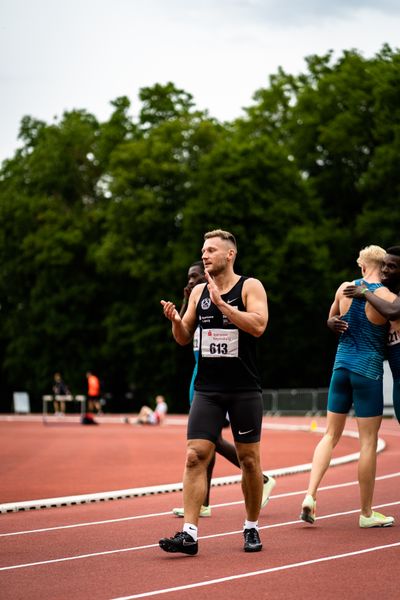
161 284 204 346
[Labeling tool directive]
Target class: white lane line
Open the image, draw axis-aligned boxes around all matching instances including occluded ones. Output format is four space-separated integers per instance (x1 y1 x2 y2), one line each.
0 425 374 514
110 541 400 600
2 472 399 538
1 501 399 572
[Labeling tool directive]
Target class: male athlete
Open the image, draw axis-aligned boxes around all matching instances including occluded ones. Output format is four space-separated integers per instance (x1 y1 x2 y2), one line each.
172 260 275 518
301 246 395 529
160 229 269 555
343 246 400 423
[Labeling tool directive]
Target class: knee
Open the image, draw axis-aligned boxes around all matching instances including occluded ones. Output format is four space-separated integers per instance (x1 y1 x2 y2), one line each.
324 431 342 447
238 452 260 473
185 446 209 470
360 433 378 451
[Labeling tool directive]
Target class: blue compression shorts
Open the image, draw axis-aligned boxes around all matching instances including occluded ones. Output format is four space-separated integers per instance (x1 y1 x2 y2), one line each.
327 368 383 418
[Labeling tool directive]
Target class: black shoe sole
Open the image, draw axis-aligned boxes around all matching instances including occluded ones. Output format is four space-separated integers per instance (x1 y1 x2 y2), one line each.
159 539 198 555
244 544 263 552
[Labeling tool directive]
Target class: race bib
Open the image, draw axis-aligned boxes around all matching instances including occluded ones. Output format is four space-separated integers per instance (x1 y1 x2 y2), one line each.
388 325 400 347
193 327 200 351
201 328 239 358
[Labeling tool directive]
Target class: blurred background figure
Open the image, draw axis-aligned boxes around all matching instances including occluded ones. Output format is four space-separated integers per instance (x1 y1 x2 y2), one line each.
86 371 101 414
53 372 70 416
136 395 168 425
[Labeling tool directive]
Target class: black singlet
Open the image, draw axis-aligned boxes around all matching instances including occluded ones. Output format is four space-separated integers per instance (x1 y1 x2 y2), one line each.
194 276 261 392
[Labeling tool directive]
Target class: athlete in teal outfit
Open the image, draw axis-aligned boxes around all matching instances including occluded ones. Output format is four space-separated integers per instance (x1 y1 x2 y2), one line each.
301 245 396 529
343 246 400 424
328 279 387 417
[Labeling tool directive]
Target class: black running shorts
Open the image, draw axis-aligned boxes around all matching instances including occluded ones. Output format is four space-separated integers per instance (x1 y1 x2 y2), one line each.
187 390 263 444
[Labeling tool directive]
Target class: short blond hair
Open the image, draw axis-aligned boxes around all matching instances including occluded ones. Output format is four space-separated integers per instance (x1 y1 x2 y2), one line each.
356 245 386 268
204 229 237 248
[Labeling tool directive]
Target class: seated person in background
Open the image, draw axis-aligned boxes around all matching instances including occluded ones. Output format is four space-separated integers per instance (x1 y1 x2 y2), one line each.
136 395 168 425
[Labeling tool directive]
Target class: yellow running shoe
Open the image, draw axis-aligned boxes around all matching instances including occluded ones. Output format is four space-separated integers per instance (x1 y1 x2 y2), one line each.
261 475 276 508
300 494 316 524
359 511 395 528
172 505 211 518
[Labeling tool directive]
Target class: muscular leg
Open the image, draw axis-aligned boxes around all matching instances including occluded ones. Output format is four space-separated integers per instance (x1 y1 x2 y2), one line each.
307 411 347 498
183 439 215 526
235 441 263 521
356 415 382 517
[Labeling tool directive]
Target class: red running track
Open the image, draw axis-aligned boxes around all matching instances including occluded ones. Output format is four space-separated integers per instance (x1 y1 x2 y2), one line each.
1 416 399 599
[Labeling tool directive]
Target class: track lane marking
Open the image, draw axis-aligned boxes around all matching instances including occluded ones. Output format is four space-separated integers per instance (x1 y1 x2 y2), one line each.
1 500 399 571
1 472 399 538
0 424 375 514
110 541 400 599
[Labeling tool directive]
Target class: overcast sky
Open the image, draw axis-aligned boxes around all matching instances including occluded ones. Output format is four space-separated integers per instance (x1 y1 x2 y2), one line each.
1 0 400 163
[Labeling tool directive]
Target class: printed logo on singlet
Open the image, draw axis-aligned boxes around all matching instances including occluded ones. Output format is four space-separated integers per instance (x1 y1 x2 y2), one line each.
201 298 211 310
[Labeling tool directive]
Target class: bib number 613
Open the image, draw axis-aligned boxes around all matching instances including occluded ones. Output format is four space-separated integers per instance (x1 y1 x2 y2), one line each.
209 343 228 355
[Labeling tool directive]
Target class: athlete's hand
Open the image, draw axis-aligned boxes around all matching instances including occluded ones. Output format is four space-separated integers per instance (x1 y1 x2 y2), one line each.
183 284 193 300
161 300 181 322
205 270 222 306
343 284 367 298
327 315 348 334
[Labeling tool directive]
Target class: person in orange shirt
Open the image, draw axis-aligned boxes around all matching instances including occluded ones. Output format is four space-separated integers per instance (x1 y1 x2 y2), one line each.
86 371 101 413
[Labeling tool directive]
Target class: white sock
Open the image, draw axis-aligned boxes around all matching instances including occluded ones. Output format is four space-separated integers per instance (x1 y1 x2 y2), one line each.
244 520 258 530
183 523 198 541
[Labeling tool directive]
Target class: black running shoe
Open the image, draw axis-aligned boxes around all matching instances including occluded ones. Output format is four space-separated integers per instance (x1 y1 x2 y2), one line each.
159 531 198 555
243 528 262 552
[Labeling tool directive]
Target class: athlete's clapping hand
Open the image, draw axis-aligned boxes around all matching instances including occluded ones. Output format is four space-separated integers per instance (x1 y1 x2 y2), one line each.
161 300 181 322
204 270 222 307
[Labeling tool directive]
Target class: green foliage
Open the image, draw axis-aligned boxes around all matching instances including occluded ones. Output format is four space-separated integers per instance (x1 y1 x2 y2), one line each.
1 52 400 411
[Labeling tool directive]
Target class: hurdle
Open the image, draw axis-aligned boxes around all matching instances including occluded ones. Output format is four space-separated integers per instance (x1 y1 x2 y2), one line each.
42 394 87 422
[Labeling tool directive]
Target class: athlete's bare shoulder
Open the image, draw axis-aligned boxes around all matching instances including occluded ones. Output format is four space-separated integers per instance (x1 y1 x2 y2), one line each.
242 277 267 304
190 282 207 305
243 277 266 291
337 280 354 294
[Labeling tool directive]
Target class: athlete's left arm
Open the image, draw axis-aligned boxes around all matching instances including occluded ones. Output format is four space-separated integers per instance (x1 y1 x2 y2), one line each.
344 284 400 319
213 276 268 337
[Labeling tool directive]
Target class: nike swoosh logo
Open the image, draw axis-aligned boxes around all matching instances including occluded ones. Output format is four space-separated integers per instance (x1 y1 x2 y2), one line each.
227 297 239 304
238 429 254 435
183 539 197 546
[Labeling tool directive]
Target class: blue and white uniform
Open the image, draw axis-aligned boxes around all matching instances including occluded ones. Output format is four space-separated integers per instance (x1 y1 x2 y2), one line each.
328 280 388 417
